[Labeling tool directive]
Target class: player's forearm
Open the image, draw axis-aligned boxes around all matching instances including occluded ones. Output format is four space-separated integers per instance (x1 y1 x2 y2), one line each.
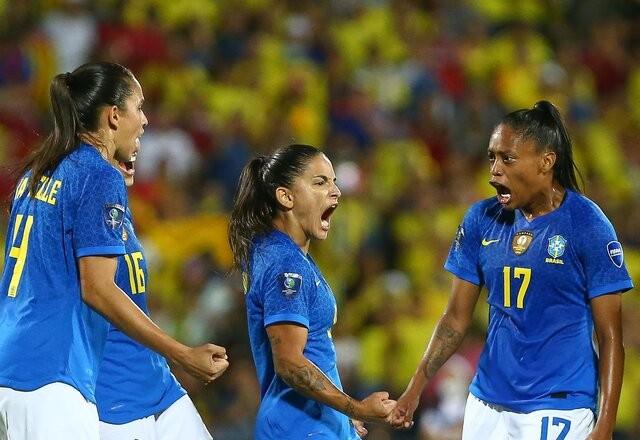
593 334 624 435
274 353 360 418
405 314 467 398
81 279 188 363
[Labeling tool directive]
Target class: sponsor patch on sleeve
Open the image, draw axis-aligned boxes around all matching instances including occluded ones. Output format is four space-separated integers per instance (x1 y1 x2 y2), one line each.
607 241 624 268
279 272 302 297
104 204 125 229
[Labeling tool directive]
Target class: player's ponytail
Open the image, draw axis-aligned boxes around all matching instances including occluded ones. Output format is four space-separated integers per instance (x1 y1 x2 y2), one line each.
500 100 583 193
534 101 582 193
228 144 322 271
229 156 275 271
24 73 80 196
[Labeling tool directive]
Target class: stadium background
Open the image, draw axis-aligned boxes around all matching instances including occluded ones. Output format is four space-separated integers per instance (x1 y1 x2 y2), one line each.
0 0 639 438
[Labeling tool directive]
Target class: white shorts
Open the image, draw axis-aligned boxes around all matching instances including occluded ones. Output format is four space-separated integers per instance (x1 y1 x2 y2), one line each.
99 394 212 440
462 393 594 440
0 382 99 440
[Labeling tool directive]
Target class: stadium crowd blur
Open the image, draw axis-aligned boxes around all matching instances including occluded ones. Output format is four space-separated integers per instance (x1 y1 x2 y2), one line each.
1 1 639 438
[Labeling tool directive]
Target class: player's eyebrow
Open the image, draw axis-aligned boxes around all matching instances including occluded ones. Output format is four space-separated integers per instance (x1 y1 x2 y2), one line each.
312 175 337 182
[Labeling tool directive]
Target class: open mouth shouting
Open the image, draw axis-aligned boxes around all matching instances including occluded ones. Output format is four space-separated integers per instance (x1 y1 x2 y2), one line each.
490 181 512 206
321 203 338 231
117 153 137 178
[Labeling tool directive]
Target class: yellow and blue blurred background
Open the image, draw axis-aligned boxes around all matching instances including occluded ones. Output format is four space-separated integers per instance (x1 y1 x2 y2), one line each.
0 1 638 438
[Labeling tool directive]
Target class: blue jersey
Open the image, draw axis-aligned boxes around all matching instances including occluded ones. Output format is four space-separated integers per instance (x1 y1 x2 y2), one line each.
95 209 184 424
246 230 358 440
0 144 128 403
445 190 634 412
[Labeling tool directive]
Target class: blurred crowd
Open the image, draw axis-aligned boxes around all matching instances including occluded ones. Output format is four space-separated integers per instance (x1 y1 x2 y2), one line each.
1 0 639 438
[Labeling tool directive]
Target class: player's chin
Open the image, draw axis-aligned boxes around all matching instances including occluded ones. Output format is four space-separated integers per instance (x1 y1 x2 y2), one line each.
314 226 330 240
315 231 329 240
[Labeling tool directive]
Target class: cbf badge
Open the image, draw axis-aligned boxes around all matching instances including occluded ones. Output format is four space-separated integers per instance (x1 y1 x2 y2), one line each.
512 231 534 255
104 204 125 229
547 235 567 258
280 273 302 297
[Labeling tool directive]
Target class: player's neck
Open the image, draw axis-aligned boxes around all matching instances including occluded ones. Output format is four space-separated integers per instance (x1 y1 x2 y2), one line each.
272 217 310 254
79 131 115 162
521 184 565 220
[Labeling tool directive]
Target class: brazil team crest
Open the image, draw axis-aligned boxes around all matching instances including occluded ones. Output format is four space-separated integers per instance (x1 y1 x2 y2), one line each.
280 273 302 297
547 235 567 258
104 204 125 229
512 231 534 255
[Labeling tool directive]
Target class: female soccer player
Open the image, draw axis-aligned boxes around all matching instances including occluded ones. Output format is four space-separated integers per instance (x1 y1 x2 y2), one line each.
229 144 396 439
391 101 633 440
0 62 226 440
96 151 226 439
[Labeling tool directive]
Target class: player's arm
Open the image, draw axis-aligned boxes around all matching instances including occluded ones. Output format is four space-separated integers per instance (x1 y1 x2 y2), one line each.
266 323 395 424
79 255 229 383
391 276 481 429
589 293 624 440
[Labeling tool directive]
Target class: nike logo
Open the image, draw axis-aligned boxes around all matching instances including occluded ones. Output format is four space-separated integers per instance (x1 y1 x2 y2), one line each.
482 238 500 246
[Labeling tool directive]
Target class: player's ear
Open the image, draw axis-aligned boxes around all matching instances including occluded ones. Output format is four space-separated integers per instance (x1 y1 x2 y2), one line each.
540 150 556 174
106 105 120 130
275 186 294 209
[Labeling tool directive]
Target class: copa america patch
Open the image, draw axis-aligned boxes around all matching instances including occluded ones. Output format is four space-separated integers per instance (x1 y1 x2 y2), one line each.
607 241 624 268
279 272 302 297
104 204 125 229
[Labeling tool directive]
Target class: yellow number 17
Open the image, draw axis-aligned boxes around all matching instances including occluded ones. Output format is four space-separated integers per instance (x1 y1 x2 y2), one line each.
8 214 35 297
503 266 531 309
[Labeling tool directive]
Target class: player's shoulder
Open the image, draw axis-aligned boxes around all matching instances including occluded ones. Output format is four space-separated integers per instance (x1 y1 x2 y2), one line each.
565 190 612 227
470 197 501 214
252 230 310 274
64 144 122 183
466 197 508 224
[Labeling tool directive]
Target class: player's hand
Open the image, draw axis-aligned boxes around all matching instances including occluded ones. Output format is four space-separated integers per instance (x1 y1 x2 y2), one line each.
389 391 419 429
209 350 230 382
355 391 397 424
177 343 229 382
351 419 368 438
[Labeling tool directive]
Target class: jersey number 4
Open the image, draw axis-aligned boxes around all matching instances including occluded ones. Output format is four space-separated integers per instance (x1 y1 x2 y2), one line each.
7 214 35 297
502 266 531 309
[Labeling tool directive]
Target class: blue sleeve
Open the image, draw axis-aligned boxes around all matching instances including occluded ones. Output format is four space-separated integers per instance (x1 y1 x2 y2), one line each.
575 207 633 299
73 166 127 258
259 252 311 329
444 204 483 286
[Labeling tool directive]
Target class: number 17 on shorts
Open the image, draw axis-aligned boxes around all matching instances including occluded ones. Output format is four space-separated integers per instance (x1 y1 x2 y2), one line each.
462 394 594 440
524 408 594 440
